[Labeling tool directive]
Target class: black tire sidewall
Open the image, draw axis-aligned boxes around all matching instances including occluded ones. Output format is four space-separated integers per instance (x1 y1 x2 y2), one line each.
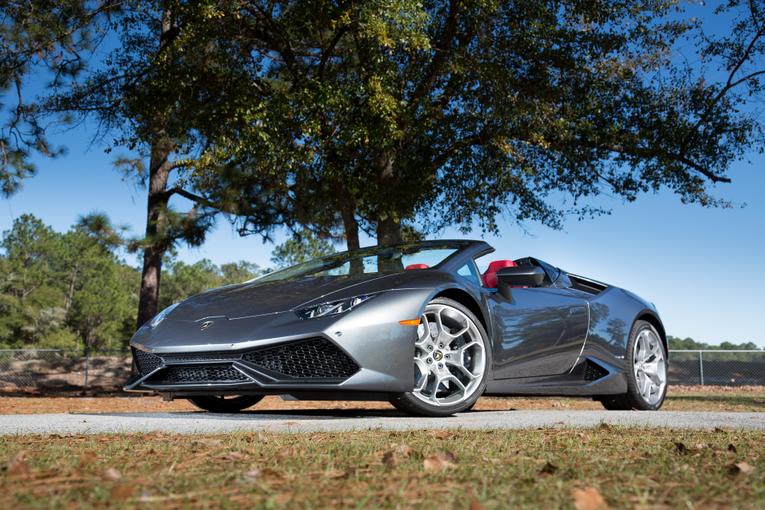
390 297 492 417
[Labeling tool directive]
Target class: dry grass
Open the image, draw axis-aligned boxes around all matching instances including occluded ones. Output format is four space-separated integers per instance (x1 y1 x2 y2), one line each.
0 386 763 415
0 427 763 509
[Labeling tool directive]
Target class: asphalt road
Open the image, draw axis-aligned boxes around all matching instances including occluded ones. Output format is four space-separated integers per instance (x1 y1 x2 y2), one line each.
0 410 762 435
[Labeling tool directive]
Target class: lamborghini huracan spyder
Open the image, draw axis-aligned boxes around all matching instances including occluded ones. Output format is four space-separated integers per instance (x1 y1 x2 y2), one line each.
126 240 668 416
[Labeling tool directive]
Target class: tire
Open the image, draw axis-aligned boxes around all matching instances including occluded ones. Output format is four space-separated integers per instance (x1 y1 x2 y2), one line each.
390 297 491 417
599 320 668 411
188 395 264 413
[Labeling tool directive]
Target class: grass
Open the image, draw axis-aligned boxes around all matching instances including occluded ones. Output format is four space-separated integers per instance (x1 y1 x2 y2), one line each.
1 427 763 509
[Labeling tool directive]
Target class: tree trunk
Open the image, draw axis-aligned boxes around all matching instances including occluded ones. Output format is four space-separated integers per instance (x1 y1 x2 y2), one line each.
136 138 173 328
340 204 360 251
135 6 176 329
376 216 403 246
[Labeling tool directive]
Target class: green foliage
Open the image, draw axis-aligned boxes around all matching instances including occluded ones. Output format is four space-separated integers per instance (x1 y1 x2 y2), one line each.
0 214 136 351
159 258 264 310
270 229 337 268
187 0 764 244
0 1 121 196
667 336 761 351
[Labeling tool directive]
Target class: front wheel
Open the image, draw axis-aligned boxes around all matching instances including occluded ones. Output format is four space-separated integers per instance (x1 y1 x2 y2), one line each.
188 395 263 413
599 320 668 411
390 298 491 417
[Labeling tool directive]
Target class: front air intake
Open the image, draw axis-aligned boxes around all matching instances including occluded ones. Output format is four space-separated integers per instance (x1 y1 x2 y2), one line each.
132 348 162 375
242 338 360 380
148 364 249 385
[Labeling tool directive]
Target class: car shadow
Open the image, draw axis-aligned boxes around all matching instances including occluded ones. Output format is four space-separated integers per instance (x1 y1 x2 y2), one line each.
71 407 504 420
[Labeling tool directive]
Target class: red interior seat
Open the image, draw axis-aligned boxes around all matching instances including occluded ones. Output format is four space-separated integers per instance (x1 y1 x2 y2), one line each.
482 260 517 288
405 263 429 270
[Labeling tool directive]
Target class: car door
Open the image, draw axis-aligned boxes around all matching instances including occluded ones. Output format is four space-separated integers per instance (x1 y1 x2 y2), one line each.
488 285 589 379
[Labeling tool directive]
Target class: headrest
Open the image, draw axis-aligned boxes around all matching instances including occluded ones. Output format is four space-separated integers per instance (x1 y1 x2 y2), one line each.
482 259 517 288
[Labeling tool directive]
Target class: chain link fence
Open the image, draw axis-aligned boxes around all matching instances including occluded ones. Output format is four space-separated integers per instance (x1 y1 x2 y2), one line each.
0 348 763 393
667 350 765 386
0 349 131 393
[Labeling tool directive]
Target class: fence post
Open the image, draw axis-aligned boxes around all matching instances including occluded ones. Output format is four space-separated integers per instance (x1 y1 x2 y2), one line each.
698 350 704 385
84 350 89 388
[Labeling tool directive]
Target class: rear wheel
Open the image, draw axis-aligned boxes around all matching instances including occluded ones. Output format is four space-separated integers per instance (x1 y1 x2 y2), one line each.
390 298 490 417
599 320 667 410
188 395 263 413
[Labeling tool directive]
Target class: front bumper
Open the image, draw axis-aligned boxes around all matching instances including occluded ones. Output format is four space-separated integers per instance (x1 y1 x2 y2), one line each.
125 289 430 395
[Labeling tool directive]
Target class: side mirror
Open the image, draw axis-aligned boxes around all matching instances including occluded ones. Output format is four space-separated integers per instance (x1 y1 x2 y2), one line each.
496 266 546 299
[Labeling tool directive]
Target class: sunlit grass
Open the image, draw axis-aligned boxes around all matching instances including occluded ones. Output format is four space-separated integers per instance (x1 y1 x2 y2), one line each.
1 427 762 509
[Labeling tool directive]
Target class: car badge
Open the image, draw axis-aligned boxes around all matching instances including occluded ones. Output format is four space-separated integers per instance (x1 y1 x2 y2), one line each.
200 320 214 332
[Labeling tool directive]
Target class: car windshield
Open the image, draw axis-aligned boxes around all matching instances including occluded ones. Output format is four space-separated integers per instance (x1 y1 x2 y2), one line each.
255 243 461 283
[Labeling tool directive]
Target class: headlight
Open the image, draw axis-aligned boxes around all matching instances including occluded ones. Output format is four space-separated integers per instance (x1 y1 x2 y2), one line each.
296 294 377 319
148 303 179 329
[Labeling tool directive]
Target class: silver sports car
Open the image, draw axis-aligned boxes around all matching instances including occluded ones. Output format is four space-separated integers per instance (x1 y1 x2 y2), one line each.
126 240 668 416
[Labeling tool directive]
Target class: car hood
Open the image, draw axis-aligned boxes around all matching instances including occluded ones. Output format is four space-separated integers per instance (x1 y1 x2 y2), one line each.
165 271 424 321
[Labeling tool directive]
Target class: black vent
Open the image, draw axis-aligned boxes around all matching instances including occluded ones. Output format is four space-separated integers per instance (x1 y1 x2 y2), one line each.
150 364 249 384
133 348 162 374
584 360 609 381
161 351 242 363
242 338 359 380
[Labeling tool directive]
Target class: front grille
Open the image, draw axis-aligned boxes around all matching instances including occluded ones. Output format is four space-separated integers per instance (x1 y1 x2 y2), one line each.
242 338 359 380
133 348 162 374
150 364 249 385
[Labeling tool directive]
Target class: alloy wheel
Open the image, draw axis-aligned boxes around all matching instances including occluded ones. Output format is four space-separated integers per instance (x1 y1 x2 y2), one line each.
632 328 667 405
412 303 486 407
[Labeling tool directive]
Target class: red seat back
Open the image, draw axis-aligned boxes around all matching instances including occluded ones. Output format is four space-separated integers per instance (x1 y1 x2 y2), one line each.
405 263 429 270
482 260 517 288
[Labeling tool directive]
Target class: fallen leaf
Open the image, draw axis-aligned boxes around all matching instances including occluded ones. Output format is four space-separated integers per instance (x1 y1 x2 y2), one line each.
728 462 754 475
539 461 558 475
79 451 98 466
110 484 136 500
430 430 452 440
572 487 610 510
674 442 688 455
259 468 284 483
326 469 347 479
727 444 737 453
103 467 122 481
7 451 30 478
243 468 260 481
693 443 708 451
470 493 485 510
381 444 414 468
423 452 457 472
272 493 292 505
219 451 247 461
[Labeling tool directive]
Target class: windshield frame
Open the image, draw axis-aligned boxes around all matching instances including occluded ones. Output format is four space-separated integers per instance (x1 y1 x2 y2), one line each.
254 241 477 284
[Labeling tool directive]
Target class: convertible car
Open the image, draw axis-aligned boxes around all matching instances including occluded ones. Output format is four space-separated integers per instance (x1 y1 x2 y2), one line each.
126 240 668 416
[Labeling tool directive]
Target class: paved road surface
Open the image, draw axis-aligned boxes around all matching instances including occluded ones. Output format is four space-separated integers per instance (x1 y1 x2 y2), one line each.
0 410 762 435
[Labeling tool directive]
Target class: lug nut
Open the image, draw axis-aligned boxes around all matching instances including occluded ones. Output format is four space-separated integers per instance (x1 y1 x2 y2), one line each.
438 363 444 368
427 345 433 351
426 358 432 364
439 343 444 348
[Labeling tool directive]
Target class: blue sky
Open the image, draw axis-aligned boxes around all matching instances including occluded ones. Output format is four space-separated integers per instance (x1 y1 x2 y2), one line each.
1 2 764 346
